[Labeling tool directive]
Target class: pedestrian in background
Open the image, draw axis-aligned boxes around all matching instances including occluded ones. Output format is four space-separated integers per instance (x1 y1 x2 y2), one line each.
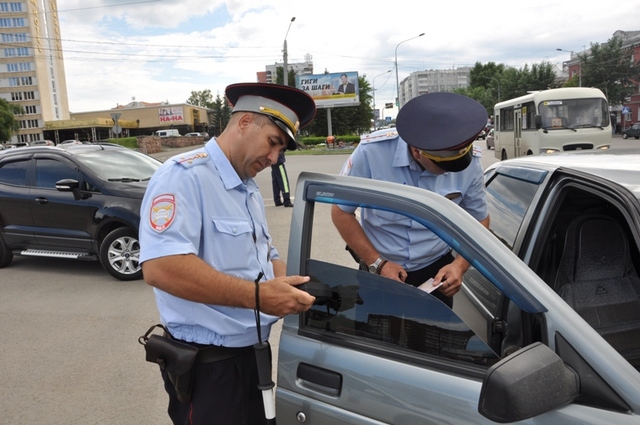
272 151 293 207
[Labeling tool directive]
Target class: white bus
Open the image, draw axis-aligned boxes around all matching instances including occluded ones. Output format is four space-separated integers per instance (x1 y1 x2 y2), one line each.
493 87 612 160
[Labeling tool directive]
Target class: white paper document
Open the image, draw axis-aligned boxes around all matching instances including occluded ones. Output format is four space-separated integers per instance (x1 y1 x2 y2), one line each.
417 278 443 294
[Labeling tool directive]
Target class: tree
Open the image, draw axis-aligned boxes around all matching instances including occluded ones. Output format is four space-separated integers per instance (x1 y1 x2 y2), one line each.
304 75 373 136
460 61 558 115
208 93 231 137
579 36 640 106
0 99 23 142
186 89 214 108
275 66 297 86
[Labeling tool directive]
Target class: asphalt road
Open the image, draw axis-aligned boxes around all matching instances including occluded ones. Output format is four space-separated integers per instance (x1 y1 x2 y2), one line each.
2 137 635 424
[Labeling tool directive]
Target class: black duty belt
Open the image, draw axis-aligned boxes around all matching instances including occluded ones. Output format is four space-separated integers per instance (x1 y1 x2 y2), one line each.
197 344 254 363
166 333 254 364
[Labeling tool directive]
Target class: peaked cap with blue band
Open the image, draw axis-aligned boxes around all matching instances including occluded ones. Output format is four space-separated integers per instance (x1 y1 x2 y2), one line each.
396 92 487 172
226 83 316 151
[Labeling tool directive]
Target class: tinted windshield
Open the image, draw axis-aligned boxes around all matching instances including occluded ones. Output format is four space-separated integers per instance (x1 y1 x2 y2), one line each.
75 149 161 181
538 97 608 128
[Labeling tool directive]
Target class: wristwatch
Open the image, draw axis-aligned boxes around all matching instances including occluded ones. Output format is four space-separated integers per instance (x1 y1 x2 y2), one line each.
368 257 385 274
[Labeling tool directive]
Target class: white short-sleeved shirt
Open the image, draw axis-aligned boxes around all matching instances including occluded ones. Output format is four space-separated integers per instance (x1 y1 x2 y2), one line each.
139 139 279 347
339 133 488 272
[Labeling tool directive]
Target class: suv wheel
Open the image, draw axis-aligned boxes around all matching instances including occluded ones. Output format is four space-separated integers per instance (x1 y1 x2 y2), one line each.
0 233 13 267
622 133 628 139
99 227 142 281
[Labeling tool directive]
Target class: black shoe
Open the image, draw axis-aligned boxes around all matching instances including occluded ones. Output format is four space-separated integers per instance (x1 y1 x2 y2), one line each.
284 203 294 208
275 202 283 207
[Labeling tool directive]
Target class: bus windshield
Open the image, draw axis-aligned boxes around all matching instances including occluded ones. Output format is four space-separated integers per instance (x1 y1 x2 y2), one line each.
538 97 609 129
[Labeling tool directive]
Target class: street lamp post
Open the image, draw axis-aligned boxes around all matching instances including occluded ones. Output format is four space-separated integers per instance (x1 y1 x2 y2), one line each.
556 48 581 87
283 17 295 87
395 33 424 109
373 69 391 127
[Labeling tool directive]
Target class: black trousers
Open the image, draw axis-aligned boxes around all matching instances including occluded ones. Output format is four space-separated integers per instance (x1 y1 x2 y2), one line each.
162 346 268 425
271 163 291 205
405 251 455 308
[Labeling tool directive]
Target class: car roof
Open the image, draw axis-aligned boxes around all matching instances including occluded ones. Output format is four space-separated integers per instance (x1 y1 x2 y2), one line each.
0 143 130 158
490 149 640 200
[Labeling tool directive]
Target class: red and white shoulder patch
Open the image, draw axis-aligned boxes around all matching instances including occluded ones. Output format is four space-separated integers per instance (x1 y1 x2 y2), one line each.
149 194 176 232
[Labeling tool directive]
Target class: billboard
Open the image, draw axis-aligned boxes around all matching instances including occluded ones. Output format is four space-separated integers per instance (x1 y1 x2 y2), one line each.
159 106 184 123
296 71 359 108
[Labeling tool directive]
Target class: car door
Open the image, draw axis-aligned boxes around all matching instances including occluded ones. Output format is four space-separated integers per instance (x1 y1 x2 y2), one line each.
0 154 35 245
29 154 97 250
277 172 640 425
481 161 640 367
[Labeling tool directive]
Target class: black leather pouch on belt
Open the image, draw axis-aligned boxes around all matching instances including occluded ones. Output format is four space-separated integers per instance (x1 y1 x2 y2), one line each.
139 324 198 403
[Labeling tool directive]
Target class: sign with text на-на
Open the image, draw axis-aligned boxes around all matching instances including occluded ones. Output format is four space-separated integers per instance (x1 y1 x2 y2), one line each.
159 107 184 123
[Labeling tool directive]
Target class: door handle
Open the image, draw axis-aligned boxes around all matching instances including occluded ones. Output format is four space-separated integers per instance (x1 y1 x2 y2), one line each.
297 363 342 397
34 197 49 204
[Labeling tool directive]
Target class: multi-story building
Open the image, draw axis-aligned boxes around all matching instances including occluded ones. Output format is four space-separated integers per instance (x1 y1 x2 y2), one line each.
398 67 471 107
261 54 314 84
0 0 69 144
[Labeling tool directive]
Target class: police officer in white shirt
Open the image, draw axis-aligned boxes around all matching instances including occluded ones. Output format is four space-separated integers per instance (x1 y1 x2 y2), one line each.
140 83 317 425
332 92 490 308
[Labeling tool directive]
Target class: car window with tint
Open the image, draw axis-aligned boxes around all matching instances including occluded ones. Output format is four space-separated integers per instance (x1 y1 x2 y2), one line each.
75 150 160 181
35 158 77 189
301 203 498 368
484 172 540 249
0 159 29 186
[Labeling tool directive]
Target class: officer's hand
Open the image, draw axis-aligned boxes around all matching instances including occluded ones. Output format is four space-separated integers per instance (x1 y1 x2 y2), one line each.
434 263 464 298
378 261 407 282
259 275 315 317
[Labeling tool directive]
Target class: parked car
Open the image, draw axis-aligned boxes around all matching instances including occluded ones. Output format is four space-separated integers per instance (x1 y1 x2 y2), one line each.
476 128 486 140
30 140 55 146
184 132 209 138
0 144 162 280
60 139 83 145
485 128 494 149
622 123 640 139
277 149 640 424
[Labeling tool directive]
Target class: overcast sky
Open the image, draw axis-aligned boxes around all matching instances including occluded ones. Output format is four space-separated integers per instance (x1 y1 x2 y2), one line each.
56 0 639 114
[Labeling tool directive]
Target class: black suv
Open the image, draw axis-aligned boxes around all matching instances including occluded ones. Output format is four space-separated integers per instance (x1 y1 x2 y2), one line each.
0 144 162 280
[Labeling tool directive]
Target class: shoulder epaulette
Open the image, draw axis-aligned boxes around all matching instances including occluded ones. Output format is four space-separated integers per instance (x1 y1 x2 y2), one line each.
172 151 209 168
472 146 482 158
359 128 399 144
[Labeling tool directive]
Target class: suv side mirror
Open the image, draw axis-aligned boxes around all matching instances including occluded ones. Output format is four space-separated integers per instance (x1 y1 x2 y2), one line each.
56 179 89 200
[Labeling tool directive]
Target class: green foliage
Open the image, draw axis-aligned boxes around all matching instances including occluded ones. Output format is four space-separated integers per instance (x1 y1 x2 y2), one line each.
579 35 640 106
462 61 559 115
299 135 361 147
0 99 23 142
105 137 138 148
275 66 297 86
208 93 231 136
186 89 214 108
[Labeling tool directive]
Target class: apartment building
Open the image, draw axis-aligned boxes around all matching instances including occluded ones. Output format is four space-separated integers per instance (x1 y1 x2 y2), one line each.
261 54 314 84
0 0 69 144
398 67 471 107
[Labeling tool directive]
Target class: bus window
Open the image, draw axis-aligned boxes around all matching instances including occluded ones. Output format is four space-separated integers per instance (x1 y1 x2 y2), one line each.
538 97 608 129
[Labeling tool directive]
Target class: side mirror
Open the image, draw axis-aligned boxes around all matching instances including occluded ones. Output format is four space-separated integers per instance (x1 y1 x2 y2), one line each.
478 342 579 423
56 179 88 200
534 114 543 129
